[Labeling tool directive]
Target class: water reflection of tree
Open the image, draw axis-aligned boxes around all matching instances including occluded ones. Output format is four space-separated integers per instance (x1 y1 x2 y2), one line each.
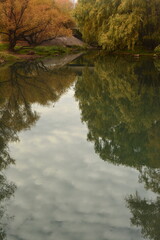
0 60 76 239
75 56 160 168
0 60 76 106
75 56 160 240
139 168 160 194
0 60 76 167
0 174 16 240
126 194 160 240
126 166 160 240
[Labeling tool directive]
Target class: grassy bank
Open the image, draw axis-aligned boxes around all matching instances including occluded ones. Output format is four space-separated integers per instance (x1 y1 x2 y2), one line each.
1 42 158 66
0 42 86 65
15 45 71 55
0 43 20 63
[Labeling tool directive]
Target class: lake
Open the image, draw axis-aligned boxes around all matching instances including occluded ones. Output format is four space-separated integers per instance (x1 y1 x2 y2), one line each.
0 53 160 240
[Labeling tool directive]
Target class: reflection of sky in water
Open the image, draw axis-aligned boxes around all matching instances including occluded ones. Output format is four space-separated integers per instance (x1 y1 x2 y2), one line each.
6 87 155 240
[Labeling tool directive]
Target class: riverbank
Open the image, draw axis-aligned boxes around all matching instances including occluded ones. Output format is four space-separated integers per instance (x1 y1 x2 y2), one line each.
1 40 160 66
0 38 87 65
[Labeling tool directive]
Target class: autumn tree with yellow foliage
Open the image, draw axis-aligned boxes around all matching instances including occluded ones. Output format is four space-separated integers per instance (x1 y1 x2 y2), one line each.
0 0 74 51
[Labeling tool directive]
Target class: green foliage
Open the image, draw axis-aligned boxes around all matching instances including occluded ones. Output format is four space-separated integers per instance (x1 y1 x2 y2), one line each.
75 0 160 50
154 45 160 52
0 43 9 51
0 43 20 62
75 54 160 240
14 45 71 56
0 52 19 62
126 193 160 240
75 55 160 169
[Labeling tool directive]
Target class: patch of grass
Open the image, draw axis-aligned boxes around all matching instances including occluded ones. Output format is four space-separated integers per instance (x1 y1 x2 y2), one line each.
0 42 86 65
0 43 20 63
14 46 34 54
14 45 71 56
70 44 89 51
0 43 9 51
34 45 69 55
0 52 20 62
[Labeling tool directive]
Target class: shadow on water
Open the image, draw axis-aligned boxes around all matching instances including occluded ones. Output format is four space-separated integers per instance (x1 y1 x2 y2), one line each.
74 55 160 240
0 58 77 239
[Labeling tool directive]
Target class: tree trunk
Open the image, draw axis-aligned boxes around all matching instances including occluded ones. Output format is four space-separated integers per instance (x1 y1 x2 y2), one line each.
8 33 17 52
24 34 37 46
9 41 16 52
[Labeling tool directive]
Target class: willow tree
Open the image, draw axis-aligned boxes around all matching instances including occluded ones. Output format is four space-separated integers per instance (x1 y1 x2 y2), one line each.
75 0 160 50
101 0 160 50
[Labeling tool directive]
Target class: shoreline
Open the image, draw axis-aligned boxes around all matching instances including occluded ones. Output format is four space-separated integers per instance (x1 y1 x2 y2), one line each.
1 44 160 66
0 39 87 65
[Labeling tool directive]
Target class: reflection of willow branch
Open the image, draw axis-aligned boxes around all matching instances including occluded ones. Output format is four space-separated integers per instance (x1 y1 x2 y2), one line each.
126 193 160 240
139 167 160 194
138 74 160 95
135 60 160 95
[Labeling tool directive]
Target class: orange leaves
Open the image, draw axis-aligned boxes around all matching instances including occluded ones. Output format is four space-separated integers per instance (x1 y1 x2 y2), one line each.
25 1 73 44
55 0 74 11
0 0 74 49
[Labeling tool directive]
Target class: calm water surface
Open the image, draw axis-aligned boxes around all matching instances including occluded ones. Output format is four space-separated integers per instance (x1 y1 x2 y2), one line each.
0 54 160 240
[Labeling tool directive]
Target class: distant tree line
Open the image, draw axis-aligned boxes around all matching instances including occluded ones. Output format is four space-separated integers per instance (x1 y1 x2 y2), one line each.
74 0 160 51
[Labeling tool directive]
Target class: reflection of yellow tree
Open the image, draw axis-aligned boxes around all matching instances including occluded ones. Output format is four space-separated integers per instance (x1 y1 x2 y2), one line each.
0 60 76 239
0 61 76 107
0 60 76 168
